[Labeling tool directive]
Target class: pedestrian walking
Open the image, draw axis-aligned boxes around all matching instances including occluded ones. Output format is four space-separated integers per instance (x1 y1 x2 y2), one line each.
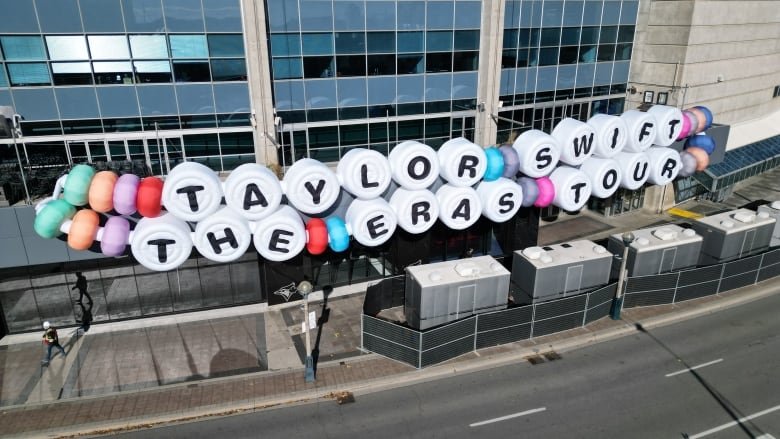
41 321 66 366
72 272 92 304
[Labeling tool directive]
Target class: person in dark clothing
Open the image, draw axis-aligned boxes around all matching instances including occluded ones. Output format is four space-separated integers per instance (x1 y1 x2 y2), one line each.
76 300 93 334
41 321 66 365
72 272 92 304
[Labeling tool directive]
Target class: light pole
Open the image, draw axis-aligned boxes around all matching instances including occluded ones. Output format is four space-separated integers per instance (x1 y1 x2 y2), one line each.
610 232 635 320
298 280 315 382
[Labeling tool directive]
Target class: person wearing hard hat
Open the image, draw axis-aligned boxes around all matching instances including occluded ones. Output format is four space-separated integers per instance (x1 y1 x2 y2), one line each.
41 321 66 366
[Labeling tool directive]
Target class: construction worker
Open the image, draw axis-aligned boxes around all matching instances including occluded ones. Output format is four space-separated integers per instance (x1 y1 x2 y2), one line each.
41 321 66 365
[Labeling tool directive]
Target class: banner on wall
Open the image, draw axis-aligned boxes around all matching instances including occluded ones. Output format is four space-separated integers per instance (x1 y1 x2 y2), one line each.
32 105 716 272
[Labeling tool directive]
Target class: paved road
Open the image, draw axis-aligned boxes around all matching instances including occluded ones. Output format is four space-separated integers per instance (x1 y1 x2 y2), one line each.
110 292 780 439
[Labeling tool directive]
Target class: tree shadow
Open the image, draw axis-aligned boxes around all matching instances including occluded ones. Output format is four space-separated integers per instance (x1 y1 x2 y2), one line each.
634 323 767 438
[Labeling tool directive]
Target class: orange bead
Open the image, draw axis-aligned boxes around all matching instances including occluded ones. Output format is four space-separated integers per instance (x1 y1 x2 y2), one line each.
685 146 710 171
68 209 100 251
88 171 118 213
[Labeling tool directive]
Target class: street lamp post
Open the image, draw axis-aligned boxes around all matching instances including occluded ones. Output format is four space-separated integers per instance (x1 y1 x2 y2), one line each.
610 232 635 320
297 280 315 382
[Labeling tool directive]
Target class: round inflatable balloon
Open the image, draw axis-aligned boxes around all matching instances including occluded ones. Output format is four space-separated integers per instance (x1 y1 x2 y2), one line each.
136 177 164 218
337 148 392 199
579 157 621 198
68 209 100 251
549 166 592 211
252 205 306 262
193 206 252 263
620 110 657 152
647 105 684 147
693 106 713 130
614 151 651 190
131 213 193 271
587 113 628 158
517 177 539 207
683 110 699 136
499 145 520 178
88 171 117 213
685 134 715 155
388 140 440 190
437 138 487 187
512 130 561 177
223 163 283 221
34 199 76 239
687 107 708 134
283 158 341 215
685 146 710 171
63 165 96 207
646 147 682 185
534 176 555 208
677 112 691 140
476 177 523 222
113 174 140 215
483 147 504 182
678 151 698 177
435 184 482 230
101 216 130 257
345 198 398 247
552 118 597 166
163 162 224 222
389 188 439 234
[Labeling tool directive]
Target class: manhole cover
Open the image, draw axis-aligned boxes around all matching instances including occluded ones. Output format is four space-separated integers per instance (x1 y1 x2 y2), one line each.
526 355 546 365
543 351 562 361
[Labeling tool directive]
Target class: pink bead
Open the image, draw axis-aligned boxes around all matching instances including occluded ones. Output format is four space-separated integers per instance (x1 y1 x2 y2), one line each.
534 176 556 208
677 113 691 140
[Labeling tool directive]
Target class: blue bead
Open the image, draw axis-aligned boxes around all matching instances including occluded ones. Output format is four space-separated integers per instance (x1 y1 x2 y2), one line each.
482 147 505 182
686 134 716 155
325 216 350 252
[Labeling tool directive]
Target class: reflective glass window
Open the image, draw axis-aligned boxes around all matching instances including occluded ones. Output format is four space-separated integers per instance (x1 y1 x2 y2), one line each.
520 0 542 27
334 1 365 31
366 1 395 30
600 26 618 43
397 54 424 75
367 32 395 54
36 0 82 33
304 79 337 109
274 80 305 110
214 82 249 113
559 46 579 65
576 63 595 86
454 30 479 51
335 33 365 54
302 33 333 56
56 87 100 118
97 86 140 117
203 0 242 32
300 0 334 31
425 73 451 101
123 0 165 32
338 78 366 107
0 0 38 33
88 36 130 60
52 62 93 85
176 84 214 114
134 61 173 83
398 32 424 53
579 45 597 63
455 1 481 29
594 62 613 85
81 0 125 32
538 47 559 66
597 44 615 62
602 1 621 25
130 35 169 59
453 72 477 99
137 85 177 115
93 61 133 84
621 1 639 25
536 66 557 90
396 74 424 102
583 1 603 26
367 54 395 75
173 61 211 82
273 58 303 79
503 29 518 49
1 37 46 60
541 28 561 46
426 31 453 52
46 36 89 60
271 34 302 57
563 1 585 26
336 55 365 77
0 68 7 87
542 1 564 26
561 28 580 46
367 76 395 105
211 59 246 81
267 0 300 32
163 0 205 32
303 56 334 78
427 1 454 30
12 88 58 119
208 35 245 57
613 60 629 82
7 63 50 86
426 53 452 73
397 2 425 30
453 52 478 72
615 43 632 61
581 27 599 44
618 25 635 43
170 35 209 58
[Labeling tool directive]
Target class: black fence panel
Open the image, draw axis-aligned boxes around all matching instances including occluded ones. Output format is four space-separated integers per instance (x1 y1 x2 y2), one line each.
583 284 615 324
718 272 757 292
723 255 762 277
623 289 676 308
362 333 420 368
761 248 780 265
534 294 588 320
476 305 533 332
625 272 678 293
532 312 585 337
757 261 780 282
585 301 611 324
674 280 719 302
363 315 420 350
420 336 475 368
421 317 476 351
678 265 723 287
475 322 532 349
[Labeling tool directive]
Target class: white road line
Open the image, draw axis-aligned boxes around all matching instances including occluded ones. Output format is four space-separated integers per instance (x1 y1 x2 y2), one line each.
665 359 724 377
687 403 780 439
469 407 546 427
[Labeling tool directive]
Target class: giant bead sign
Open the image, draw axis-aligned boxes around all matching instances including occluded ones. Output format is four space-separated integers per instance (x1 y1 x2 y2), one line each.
33 105 717 271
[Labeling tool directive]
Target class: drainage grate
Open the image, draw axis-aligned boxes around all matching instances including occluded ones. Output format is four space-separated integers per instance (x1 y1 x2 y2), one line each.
543 351 562 361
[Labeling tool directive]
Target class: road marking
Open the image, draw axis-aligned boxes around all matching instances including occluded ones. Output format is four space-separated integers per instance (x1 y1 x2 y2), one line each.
665 359 723 377
687 404 780 439
469 407 546 427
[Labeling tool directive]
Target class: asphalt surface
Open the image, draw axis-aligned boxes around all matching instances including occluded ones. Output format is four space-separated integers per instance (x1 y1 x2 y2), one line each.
106 288 780 439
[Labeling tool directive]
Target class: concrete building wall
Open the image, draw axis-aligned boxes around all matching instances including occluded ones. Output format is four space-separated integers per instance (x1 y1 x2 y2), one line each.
628 1 780 126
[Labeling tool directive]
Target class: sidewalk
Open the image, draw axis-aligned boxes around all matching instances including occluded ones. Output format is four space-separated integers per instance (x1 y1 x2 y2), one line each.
0 168 777 438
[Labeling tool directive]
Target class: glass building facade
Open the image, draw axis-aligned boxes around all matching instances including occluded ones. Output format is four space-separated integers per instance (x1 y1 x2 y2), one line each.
0 0 641 333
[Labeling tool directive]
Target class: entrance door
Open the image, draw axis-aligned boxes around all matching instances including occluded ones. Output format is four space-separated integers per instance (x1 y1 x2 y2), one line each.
659 248 677 273
564 265 584 296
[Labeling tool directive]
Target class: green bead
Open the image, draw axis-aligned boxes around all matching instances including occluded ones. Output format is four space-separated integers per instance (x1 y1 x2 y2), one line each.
34 199 76 239
63 165 95 207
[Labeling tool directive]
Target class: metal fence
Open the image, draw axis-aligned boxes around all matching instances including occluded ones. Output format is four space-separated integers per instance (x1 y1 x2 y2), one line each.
623 248 780 308
362 247 780 369
362 283 616 369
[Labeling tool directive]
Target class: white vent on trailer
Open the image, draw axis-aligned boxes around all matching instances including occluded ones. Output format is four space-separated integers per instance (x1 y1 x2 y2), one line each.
523 247 544 260
652 227 677 240
454 262 480 277
732 211 755 223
